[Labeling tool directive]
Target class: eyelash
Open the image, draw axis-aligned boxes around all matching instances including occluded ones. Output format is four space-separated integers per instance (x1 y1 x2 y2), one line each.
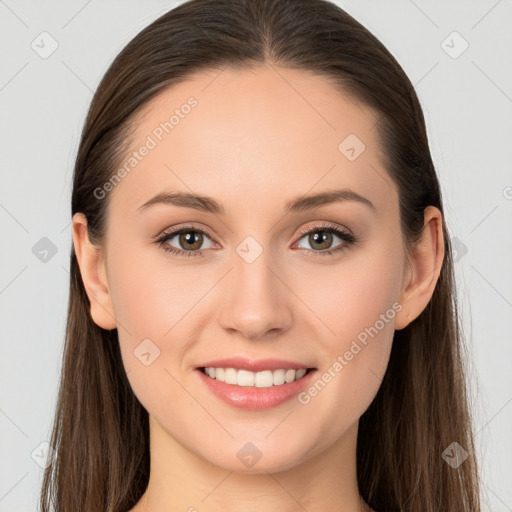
154 222 357 258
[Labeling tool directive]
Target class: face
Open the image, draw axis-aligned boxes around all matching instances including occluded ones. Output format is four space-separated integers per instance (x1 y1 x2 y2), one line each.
88 65 411 473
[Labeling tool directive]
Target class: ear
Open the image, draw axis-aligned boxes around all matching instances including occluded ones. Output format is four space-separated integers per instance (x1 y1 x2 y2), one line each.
394 206 445 330
71 212 117 330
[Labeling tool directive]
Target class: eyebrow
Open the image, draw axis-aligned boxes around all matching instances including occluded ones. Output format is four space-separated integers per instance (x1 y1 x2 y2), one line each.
137 188 376 215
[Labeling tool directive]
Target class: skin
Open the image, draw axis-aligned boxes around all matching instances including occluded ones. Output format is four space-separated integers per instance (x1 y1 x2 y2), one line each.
72 64 444 512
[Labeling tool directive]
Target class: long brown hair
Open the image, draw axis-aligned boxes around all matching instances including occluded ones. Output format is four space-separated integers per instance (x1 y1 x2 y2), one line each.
40 0 481 510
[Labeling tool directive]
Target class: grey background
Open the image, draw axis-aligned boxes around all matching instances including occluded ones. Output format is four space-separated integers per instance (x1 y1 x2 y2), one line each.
1 0 511 510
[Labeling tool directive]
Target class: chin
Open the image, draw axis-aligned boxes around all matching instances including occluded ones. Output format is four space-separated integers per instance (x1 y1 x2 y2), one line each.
196 435 316 475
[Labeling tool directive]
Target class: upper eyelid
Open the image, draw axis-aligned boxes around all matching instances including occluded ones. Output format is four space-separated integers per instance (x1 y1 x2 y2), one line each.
296 222 351 237
155 223 215 241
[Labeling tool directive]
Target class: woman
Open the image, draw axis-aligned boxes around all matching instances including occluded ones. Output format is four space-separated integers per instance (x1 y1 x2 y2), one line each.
40 0 481 510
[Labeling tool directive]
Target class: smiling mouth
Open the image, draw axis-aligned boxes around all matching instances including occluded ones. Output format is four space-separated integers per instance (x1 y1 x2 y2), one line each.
199 367 315 387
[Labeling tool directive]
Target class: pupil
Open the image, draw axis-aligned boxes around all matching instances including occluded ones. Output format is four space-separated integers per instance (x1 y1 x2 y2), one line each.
181 231 201 250
311 231 332 249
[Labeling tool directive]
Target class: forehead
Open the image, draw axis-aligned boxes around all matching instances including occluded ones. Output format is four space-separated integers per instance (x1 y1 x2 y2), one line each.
108 64 395 217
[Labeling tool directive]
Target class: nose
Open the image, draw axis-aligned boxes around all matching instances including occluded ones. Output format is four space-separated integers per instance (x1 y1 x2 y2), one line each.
218 248 293 341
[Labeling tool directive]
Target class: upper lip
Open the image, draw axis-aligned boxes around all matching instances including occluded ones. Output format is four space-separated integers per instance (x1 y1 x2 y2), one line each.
197 357 314 372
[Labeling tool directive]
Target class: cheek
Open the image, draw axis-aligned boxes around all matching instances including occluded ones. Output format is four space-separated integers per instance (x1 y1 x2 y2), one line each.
296 296 395 446
110 251 195 428
107 240 203 338
107 242 223 405
106 243 193 392
293 244 402 421
293 240 403 346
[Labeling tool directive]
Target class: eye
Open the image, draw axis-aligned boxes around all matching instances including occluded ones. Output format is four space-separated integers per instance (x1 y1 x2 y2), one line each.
155 225 216 258
293 222 356 257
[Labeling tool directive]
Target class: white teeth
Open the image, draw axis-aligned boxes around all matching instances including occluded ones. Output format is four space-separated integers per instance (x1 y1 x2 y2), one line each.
295 368 307 379
284 369 296 383
273 369 285 385
237 369 255 387
224 367 238 385
255 370 273 388
203 367 309 387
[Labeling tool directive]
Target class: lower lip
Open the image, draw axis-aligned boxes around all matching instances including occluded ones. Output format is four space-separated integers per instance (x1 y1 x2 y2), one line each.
196 368 317 411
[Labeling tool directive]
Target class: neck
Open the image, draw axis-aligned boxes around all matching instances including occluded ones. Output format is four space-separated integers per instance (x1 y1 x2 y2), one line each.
135 416 369 512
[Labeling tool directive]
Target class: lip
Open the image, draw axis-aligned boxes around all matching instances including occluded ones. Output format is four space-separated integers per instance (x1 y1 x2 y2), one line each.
197 357 312 372
196 364 317 411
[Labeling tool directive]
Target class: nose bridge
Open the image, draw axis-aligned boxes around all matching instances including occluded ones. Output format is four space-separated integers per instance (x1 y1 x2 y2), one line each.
217 236 292 339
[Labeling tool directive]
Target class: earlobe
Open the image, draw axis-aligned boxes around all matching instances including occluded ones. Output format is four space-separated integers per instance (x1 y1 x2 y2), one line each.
71 212 117 330
395 206 445 330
